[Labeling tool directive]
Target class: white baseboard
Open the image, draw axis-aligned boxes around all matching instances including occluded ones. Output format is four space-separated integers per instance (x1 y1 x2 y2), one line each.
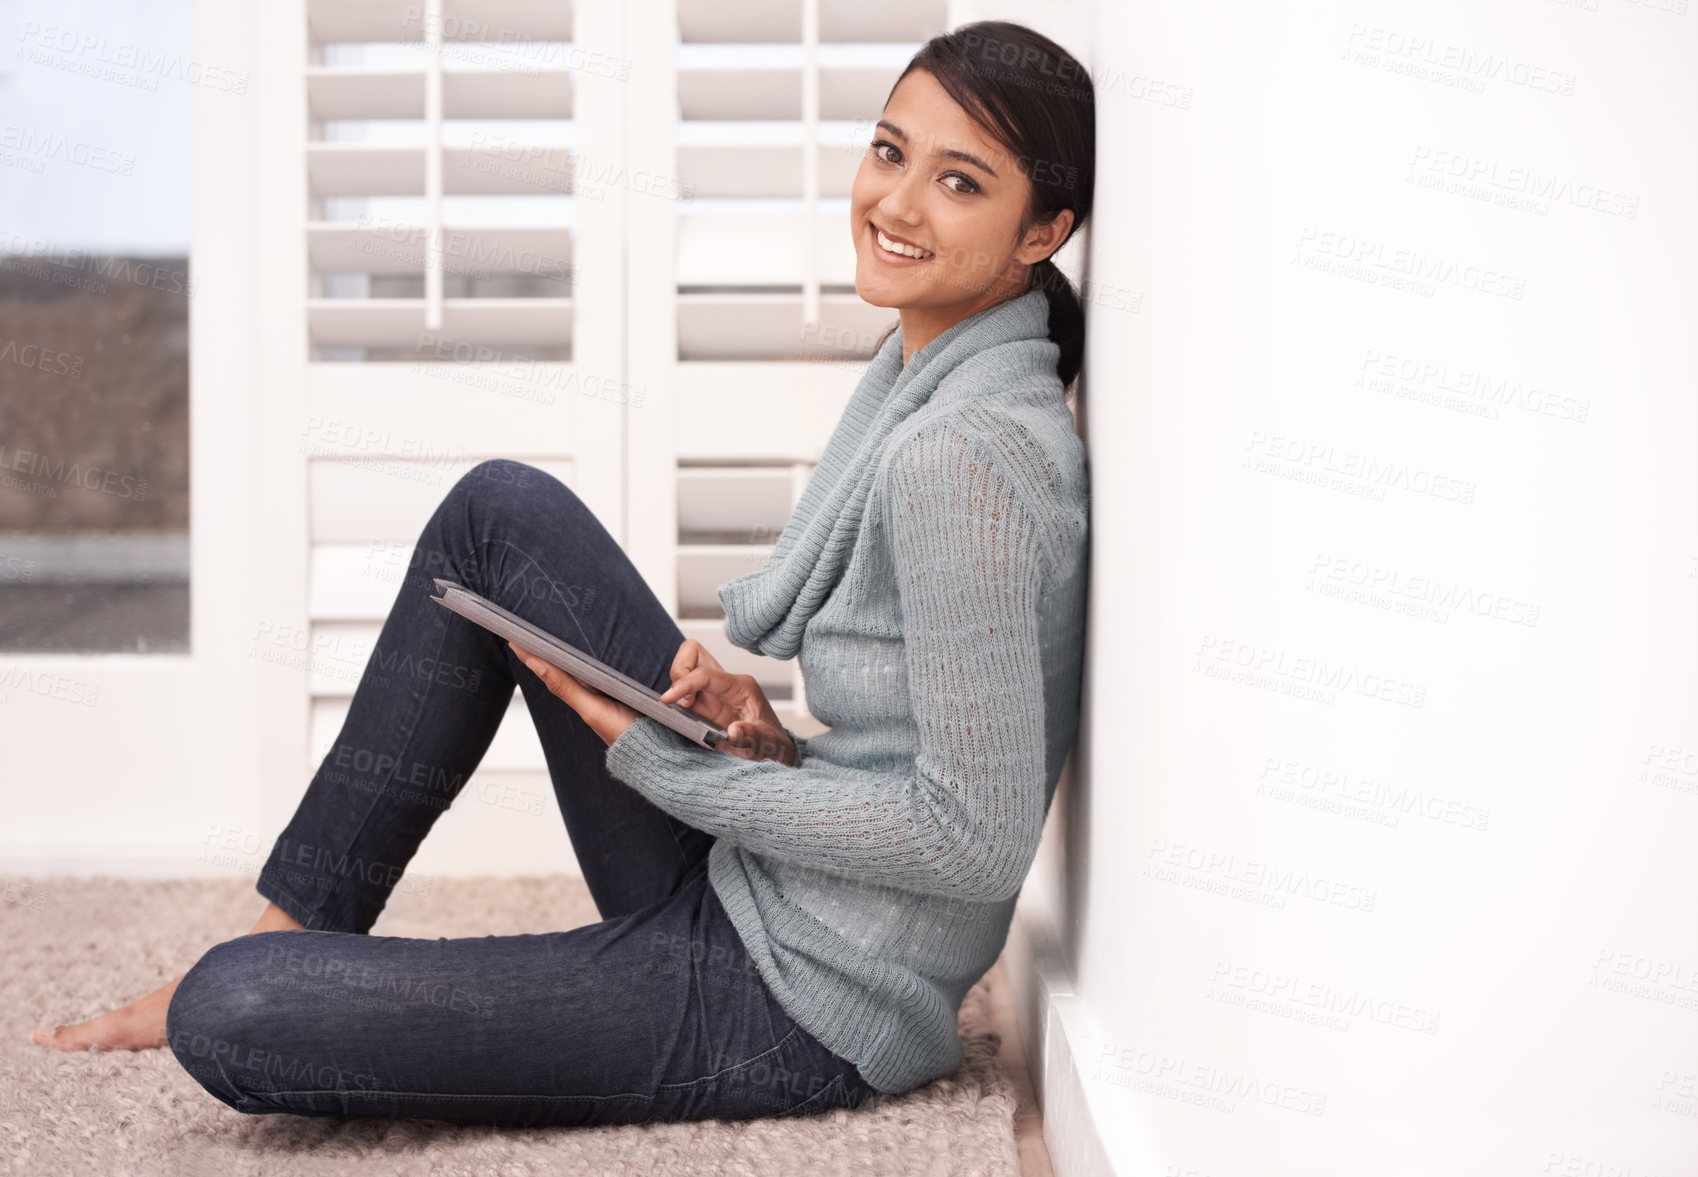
0 842 252 877
1005 908 1119 1177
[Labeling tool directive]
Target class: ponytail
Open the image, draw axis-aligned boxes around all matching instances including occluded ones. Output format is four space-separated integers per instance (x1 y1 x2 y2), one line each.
1028 256 1085 391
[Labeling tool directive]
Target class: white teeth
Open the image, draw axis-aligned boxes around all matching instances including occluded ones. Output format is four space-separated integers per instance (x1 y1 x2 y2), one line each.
875 228 933 259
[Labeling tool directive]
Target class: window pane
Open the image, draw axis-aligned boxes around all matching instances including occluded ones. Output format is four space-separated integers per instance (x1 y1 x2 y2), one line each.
0 0 192 652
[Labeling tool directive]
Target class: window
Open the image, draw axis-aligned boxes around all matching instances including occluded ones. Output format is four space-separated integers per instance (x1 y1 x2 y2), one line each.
0 0 193 652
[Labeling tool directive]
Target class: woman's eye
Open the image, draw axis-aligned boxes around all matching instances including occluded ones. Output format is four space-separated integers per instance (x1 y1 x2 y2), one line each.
869 140 977 194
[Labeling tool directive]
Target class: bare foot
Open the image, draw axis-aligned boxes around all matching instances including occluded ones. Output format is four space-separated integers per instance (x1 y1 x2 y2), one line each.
32 900 306 1052
33 974 183 1051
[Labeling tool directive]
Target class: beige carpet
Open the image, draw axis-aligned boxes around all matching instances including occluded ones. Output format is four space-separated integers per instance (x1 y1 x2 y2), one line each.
1 875 1020 1177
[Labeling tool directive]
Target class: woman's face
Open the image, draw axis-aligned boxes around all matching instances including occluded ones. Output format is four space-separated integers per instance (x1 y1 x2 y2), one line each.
850 68 1070 315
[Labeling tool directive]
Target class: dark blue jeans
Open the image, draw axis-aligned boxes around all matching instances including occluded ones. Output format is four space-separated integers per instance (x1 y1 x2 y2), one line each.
165 460 880 1126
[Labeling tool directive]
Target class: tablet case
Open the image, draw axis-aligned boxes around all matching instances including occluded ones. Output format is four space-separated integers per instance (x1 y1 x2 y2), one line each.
428 578 728 750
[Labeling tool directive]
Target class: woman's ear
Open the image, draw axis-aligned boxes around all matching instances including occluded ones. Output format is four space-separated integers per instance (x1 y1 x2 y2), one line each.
1015 208 1075 267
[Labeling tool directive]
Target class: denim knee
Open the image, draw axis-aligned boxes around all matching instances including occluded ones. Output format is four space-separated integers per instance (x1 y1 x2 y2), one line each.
444 459 592 590
448 456 566 536
454 459 556 511
165 935 275 1110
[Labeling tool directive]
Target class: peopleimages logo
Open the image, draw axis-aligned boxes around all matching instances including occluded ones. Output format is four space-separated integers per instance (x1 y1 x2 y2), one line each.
1207 961 1443 1035
0 666 101 707
16 22 250 93
0 445 149 500
0 232 196 297
1142 837 1379 913
0 338 84 378
0 124 136 175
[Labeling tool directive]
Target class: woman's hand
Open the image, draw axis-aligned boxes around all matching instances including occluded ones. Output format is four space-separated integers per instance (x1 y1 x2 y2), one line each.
660 640 799 767
509 641 643 748
509 638 799 767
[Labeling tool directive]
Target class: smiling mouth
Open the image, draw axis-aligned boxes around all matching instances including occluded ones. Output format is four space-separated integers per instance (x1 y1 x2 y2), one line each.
871 224 935 261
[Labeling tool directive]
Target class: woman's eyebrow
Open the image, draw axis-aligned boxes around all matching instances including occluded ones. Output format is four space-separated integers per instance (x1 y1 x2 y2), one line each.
875 119 999 178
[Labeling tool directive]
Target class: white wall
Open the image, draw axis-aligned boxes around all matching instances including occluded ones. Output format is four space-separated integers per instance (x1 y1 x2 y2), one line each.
987 1 1698 1174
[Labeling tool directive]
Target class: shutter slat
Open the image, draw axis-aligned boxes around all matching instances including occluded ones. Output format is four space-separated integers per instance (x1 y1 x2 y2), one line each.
307 144 579 197
677 0 945 43
308 223 573 276
307 298 574 348
307 0 573 46
303 64 584 120
677 61 913 121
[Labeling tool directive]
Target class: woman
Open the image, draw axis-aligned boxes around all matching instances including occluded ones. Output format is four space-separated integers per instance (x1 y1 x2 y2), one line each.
34 19 1094 1127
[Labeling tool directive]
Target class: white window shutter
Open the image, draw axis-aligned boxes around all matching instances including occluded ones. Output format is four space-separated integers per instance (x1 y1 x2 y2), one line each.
633 0 947 735
300 0 622 787
294 0 947 775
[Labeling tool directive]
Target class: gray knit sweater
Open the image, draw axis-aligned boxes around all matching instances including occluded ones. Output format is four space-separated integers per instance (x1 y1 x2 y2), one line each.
604 286 1089 1094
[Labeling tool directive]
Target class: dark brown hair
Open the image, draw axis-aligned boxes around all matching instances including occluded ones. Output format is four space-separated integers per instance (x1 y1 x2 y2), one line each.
872 21 1096 389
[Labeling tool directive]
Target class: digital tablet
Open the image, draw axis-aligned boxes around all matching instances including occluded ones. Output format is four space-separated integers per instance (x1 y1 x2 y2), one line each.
428 578 729 750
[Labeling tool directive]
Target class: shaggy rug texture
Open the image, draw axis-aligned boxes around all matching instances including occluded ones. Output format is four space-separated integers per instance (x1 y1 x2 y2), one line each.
0 875 1021 1177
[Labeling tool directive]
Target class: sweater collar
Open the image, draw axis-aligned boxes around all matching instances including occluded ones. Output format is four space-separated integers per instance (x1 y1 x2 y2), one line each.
716 287 1052 660
887 285 1051 384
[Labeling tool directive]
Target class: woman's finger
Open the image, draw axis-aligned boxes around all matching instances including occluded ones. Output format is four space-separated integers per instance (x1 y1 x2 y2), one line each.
669 666 760 706
669 639 702 683
722 719 795 765
511 642 590 703
670 638 723 681
659 666 717 706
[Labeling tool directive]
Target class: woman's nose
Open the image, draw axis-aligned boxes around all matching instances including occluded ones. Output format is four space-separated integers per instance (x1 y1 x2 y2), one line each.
876 180 923 229
887 151 939 207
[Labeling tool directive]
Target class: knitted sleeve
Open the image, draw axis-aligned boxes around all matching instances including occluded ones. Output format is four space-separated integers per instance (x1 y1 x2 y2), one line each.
603 422 1050 903
779 723 810 764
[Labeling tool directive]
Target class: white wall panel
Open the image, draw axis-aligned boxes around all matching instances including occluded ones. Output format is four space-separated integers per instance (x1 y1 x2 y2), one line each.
979 1 1698 1174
